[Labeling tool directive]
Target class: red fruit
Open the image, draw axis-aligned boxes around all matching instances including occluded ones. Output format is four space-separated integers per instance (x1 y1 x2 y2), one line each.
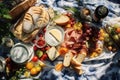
38 33 43 37
40 54 48 61
40 47 45 51
66 12 72 17
43 27 46 33
37 40 45 46
86 29 90 33
70 18 75 22
32 56 38 62
45 46 50 50
70 21 75 25
33 46 38 51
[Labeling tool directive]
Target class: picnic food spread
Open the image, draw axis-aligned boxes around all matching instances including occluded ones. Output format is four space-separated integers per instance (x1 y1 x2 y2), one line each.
0 0 120 79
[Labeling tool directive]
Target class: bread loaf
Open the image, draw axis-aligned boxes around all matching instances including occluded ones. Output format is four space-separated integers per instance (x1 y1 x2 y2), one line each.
11 5 50 43
9 0 37 20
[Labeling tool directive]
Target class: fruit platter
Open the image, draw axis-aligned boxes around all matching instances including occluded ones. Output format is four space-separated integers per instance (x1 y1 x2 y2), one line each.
0 0 120 80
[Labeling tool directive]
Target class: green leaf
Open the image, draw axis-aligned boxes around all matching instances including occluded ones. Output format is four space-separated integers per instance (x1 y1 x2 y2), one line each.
64 6 79 13
3 14 12 19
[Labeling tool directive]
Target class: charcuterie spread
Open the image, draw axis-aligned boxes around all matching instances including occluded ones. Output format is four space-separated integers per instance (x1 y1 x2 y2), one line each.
0 0 120 80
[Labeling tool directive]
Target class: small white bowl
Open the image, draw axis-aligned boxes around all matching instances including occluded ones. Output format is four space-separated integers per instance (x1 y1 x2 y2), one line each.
45 25 65 46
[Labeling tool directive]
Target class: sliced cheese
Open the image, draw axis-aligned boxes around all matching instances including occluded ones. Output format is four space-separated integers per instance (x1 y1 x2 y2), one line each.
49 29 62 42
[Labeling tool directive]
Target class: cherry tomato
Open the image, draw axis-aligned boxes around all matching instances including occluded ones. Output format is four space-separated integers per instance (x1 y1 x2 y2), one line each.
32 56 38 62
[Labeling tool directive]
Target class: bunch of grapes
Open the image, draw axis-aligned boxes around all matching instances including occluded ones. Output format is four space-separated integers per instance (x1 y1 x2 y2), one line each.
81 22 104 57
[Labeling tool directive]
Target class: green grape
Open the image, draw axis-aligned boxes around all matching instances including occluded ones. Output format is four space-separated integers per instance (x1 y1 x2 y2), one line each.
113 35 119 41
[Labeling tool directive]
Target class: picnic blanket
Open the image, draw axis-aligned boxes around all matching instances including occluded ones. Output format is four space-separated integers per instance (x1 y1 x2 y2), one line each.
0 0 120 80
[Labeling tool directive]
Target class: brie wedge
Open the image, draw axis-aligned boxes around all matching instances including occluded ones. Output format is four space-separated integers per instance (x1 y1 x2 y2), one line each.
46 47 60 61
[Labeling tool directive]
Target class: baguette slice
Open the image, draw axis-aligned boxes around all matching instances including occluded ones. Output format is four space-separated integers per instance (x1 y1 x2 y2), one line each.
9 0 37 20
54 15 70 26
76 49 87 63
63 52 73 67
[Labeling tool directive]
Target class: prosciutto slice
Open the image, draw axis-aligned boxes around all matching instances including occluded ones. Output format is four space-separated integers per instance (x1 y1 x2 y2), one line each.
61 28 83 53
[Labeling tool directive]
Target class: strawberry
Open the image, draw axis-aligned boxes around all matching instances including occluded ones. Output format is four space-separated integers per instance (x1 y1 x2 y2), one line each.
33 45 38 51
40 54 48 61
40 48 45 51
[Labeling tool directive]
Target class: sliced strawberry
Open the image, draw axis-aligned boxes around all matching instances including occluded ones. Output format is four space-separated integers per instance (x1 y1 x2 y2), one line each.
37 40 45 46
